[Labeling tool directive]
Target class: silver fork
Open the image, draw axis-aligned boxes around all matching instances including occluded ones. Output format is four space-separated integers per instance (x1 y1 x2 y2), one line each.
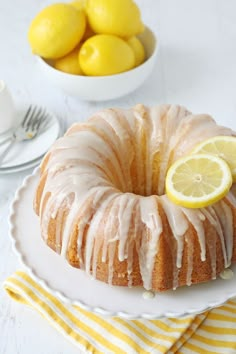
0 105 48 165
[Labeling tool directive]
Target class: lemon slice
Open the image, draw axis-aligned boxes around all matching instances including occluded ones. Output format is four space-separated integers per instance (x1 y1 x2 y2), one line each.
192 136 236 182
165 154 232 208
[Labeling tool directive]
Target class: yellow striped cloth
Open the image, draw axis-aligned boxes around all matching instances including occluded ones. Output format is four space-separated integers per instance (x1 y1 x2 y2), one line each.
3 271 236 354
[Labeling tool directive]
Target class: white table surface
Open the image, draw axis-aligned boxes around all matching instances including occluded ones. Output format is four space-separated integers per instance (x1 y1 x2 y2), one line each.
1 0 236 353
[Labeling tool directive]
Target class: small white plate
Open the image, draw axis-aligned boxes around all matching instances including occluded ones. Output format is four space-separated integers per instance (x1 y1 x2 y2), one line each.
9 169 236 319
0 107 61 169
0 156 41 174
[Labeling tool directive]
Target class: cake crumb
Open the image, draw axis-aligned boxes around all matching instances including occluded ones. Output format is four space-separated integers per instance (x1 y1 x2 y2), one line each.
118 273 126 279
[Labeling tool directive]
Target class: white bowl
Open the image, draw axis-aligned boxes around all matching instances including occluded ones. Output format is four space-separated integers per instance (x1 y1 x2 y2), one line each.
36 26 158 101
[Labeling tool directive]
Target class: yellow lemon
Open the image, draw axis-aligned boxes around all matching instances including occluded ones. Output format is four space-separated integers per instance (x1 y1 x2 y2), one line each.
127 36 145 67
86 0 144 38
54 47 83 75
71 0 95 41
191 136 236 182
79 34 135 76
165 153 232 208
28 3 86 59
70 0 86 10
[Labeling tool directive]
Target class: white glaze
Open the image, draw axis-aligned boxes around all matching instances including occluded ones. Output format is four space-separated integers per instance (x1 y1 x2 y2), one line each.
220 268 234 280
142 290 155 299
38 104 236 290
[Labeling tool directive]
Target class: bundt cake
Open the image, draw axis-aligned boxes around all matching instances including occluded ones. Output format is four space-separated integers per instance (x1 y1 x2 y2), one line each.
34 104 236 291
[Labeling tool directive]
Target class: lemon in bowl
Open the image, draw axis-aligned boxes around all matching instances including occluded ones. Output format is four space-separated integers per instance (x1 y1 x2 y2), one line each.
36 26 158 101
28 0 158 100
54 47 83 75
127 37 146 67
79 34 136 76
28 3 86 59
86 0 144 38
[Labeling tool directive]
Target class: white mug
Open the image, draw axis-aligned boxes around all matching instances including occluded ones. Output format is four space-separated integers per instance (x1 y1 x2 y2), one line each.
0 80 16 134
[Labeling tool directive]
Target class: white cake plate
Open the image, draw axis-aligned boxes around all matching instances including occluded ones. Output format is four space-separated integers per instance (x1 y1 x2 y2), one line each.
9 168 236 319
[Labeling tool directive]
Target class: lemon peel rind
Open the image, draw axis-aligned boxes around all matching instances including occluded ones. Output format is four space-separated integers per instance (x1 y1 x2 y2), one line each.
191 135 236 182
191 135 236 152
28 4 86 59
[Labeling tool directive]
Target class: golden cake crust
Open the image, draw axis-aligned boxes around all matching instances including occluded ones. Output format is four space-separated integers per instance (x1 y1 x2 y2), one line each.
35 177 236 291
34 104 236 291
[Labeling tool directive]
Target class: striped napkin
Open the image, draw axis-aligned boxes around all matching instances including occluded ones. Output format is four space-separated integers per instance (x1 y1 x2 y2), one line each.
4 271 236 353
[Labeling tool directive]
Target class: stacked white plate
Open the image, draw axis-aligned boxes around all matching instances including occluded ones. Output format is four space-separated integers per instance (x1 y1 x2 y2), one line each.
0 107 63 174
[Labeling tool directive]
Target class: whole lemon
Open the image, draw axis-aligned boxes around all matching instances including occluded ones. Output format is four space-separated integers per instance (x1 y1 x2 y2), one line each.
79 34 135 76
86 0 144 38
54 47 83 75
70 0 95 41
70 0 86 10
127 37 145 67
28 3 86 59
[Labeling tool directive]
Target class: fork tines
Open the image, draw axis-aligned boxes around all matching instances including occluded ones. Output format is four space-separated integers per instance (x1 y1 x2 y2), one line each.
22 105 49 132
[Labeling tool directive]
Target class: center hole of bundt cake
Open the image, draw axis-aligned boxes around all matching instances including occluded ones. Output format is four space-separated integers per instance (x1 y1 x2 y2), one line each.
117 162 165 197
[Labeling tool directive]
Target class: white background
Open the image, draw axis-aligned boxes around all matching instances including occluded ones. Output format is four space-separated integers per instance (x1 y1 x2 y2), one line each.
1 0 236 353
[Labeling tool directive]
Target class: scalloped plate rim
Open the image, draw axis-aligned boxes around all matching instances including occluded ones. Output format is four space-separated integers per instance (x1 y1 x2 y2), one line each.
8 168 236 319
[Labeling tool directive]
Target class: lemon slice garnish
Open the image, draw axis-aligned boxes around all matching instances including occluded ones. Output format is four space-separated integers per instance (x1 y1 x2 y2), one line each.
192 136 236 182
165 154 232 208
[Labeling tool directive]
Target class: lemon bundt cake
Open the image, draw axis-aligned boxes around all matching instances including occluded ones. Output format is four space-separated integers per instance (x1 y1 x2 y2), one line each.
34 104 236 291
